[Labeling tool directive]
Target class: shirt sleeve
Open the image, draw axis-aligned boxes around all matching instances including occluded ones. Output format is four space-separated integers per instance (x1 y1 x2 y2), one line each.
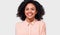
39 21 46 35
15 23 18 35
15 22 20 35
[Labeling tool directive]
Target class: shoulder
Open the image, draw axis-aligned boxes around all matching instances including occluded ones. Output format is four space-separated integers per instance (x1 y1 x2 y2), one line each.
37 20 46 30
15 21 24 27
37 20 46 26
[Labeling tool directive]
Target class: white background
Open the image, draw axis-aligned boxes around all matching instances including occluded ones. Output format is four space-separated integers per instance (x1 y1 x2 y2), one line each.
0 0 60 35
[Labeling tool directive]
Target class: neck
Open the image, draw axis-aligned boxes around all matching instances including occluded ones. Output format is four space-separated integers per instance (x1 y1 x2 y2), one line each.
25 18 35 23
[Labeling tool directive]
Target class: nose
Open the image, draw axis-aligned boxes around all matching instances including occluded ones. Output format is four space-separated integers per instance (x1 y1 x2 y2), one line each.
28 9 32 12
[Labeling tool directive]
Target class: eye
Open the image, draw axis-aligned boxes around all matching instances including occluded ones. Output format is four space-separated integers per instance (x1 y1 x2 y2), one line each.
31 8 35 11
25 8 29 11
32 9 34 10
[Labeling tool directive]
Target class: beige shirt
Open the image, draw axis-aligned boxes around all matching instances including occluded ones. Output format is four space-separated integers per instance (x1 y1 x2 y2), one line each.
15 20 46 35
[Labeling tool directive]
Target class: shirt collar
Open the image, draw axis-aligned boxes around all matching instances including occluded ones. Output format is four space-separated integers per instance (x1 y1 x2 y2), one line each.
24 19 37 26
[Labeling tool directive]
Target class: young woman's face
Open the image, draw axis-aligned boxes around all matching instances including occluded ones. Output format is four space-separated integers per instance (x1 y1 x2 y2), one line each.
25 3 37 19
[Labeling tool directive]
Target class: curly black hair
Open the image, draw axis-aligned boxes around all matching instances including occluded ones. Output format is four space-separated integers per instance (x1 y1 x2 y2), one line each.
17 0 45 21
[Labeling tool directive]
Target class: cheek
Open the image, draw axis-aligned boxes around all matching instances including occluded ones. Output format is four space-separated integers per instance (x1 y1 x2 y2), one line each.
32 11 36 14
32 11 37 15
24 10 28 14
25 11 29 16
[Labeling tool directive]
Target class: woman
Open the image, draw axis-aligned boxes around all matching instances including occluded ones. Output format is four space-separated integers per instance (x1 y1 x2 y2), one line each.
16 0 46 35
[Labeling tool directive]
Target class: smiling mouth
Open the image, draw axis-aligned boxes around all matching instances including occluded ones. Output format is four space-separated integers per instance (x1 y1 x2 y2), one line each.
27 13 33 16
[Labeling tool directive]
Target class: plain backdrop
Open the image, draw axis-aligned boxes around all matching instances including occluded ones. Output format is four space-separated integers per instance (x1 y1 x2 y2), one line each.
0 0 60 35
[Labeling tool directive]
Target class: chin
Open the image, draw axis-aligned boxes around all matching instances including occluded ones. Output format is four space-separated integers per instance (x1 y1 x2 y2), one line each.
28 17 33 19
27 16 34 19
26 15 35 19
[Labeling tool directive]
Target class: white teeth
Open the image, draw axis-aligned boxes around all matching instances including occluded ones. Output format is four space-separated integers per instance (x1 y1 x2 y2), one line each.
28 14 32 16
27 13 32 16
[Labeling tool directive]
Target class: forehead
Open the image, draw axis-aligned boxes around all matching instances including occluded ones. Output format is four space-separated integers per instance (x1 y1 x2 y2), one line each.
25 3 36 8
